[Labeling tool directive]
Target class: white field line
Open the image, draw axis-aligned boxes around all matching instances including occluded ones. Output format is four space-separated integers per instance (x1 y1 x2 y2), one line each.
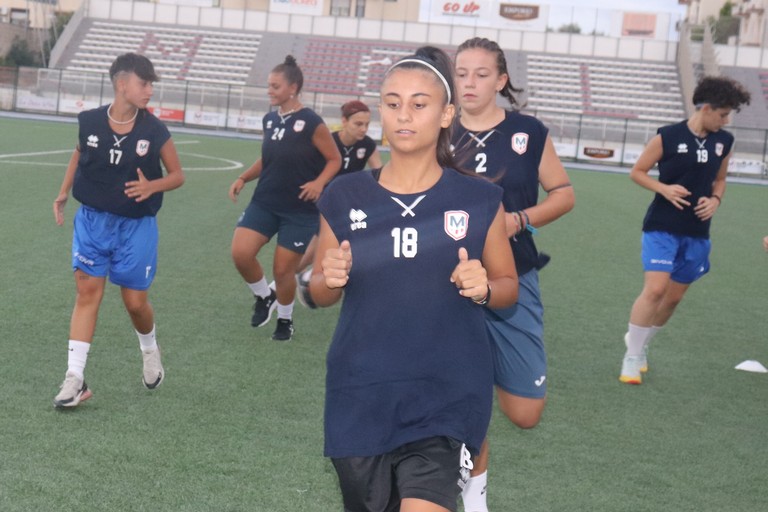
0 141 243 171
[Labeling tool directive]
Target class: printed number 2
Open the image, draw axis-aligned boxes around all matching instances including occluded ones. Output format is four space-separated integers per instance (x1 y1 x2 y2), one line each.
109 148 122 165
474 152 488 173
697 149 708 163
391 227 418 258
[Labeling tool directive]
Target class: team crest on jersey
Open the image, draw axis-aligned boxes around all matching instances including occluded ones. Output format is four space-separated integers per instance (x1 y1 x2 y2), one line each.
293 120 305 132
136 139 149 157
715 142 724 156
444 210 469 241
511 132 529 155
356 148 366 159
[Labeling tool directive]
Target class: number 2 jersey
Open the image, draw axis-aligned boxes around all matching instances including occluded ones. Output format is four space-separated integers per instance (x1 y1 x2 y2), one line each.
642 120 734 239
72 105 170 218
251 108 328 215
318 168 503 459
451 110 548 275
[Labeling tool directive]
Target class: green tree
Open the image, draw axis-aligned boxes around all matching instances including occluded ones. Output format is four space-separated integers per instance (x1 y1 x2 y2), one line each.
558 23 582 34
0 37 40 67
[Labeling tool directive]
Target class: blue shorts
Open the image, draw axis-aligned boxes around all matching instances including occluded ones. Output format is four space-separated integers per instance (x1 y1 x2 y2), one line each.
484 270 547 399
237 201 318 255
641 231 711 284
72 205 158 290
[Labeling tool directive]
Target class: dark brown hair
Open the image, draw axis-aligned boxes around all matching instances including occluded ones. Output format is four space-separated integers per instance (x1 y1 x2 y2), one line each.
456 37 524 110
272 55 304 94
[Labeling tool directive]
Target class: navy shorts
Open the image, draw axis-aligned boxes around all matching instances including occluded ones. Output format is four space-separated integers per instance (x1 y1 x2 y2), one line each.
331 436 472 512
72 205 158 291
641 231 711 284
485 269 547 399
237 200 318 254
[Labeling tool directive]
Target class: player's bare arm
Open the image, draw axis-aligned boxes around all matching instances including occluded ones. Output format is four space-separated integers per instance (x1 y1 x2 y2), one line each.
524 135 575 228
229 158 263 202
310 215 348 306
695 151 729 221
299 124 342 202
630 134 691 209
54 147 81 226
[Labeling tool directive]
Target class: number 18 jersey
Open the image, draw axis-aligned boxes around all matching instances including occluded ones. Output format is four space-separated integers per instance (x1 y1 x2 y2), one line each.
318 168 503 459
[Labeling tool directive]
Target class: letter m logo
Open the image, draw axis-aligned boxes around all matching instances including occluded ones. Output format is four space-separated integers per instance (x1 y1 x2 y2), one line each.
444 210 469 241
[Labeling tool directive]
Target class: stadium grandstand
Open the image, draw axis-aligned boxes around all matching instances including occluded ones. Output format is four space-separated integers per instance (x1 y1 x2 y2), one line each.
1 0 767 174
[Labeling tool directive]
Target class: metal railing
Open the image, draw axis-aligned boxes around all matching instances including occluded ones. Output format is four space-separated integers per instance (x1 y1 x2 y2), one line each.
1 65 765 178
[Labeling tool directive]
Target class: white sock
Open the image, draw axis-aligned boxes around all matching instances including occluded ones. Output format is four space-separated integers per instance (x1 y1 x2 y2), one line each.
247 278 270 298
277 301 294 320
644 325 661 348
626 323 652 356
67 340 91 379
137 325 157 352
462 471 488 512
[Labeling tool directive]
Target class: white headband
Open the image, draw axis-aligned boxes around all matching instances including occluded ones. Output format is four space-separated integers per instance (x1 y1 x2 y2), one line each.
388 58 452 103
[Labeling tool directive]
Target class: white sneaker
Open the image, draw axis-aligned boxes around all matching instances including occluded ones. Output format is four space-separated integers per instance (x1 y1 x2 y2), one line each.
53 371 93 408
624 332 649 374
619 353 644 385
295 269 317 309
142 346 164 389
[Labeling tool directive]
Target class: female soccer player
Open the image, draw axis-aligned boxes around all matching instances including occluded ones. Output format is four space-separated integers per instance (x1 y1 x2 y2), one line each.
619 76 750 384
334 99 383 176
229 55 341 341
451 37 575 511
52 53 185 408
295 99 382 308
310 47 518 512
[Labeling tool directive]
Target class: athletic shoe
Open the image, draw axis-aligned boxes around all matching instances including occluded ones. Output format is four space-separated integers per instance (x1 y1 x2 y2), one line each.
619 354 644 385
251 288 277 327
295 270 317 309
142 346 164 389
640 344 649 374
53 371 93 408
272 318 294 341
624 333 649 373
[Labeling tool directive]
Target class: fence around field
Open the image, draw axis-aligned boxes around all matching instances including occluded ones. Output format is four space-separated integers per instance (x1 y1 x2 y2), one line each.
1 65 766 177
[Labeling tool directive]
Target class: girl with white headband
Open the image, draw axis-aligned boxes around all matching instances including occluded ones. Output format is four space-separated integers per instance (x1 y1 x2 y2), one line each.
310 46 518 512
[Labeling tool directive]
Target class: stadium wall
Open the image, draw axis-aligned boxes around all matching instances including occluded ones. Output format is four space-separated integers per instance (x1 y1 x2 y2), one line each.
82 0 678 63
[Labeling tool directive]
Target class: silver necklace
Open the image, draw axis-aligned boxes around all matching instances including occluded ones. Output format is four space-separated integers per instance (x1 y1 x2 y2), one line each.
107 104 138 125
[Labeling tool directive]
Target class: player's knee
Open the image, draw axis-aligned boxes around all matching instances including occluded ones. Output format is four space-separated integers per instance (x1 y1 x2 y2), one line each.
231 246 254 269
123 297 149 317
74 287 104 307
499 405 543 429
506 413 542 430
641 285 667 304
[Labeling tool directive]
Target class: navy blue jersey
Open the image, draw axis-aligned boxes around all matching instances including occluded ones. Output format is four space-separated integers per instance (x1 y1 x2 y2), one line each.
642 120 734 238
333 131 376 176
251 108 328 215
452 110 548 275
318 168 502 458
72 105 170 218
